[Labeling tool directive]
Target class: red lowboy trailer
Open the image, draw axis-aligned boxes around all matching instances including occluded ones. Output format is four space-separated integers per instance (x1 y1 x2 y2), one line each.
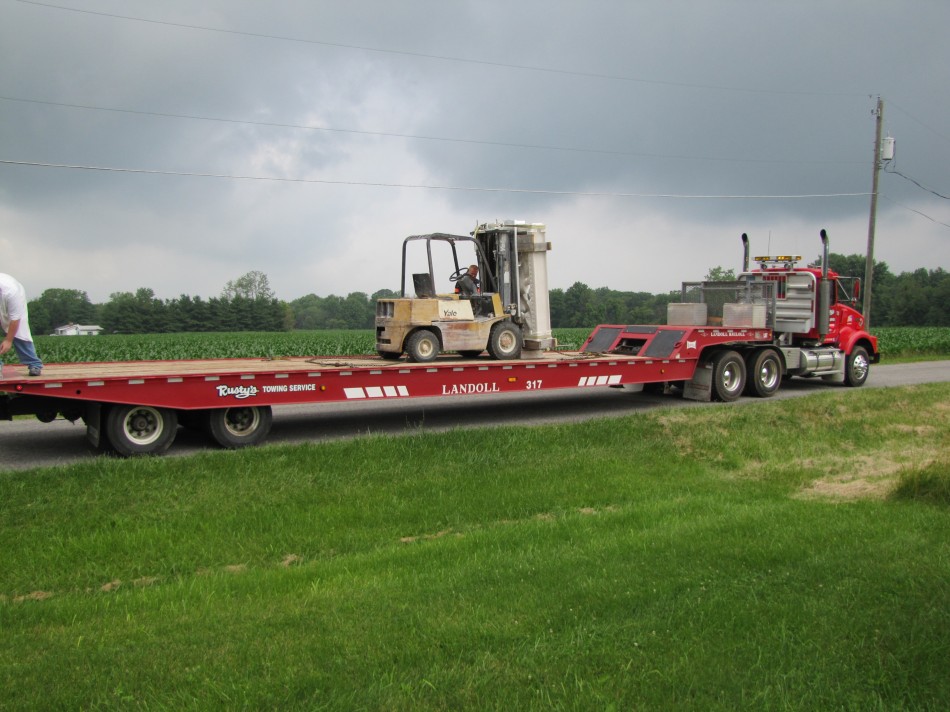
0 337 709 456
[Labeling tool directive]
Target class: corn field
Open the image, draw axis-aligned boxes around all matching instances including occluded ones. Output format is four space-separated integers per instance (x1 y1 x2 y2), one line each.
9 326 949 364
873 326 950 357
25 331 377 364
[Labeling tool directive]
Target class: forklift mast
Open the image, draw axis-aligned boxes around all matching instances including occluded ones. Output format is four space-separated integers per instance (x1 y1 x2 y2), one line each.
474 220 556 353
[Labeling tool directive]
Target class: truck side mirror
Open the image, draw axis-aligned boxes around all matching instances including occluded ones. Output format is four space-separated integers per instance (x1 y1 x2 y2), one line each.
853 279 861 301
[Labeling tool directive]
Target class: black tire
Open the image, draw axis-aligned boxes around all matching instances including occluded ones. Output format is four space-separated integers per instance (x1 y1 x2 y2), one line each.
487 322 523 360
205 405 273 449
711 350 746 402
844 345 870 387
406 329 440 363
458 350 484 359
104 404 178 456
744 349 782 398
376 349 403 361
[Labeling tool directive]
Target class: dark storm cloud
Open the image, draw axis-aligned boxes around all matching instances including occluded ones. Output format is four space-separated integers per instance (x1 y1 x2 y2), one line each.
1 0 947 301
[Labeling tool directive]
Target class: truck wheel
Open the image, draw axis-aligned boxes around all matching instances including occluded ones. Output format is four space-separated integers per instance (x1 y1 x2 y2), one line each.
104 404 178 456
406 329 440 363
844 346 870 387
711 350 746 402
205 405 273 449
488 322 522 360
744 349 782 398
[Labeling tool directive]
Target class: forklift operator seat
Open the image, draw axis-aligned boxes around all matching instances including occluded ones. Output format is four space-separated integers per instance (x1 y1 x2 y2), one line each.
412 273 435 298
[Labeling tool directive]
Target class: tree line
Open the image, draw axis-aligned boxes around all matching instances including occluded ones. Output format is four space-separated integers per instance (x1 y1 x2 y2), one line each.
25 257 950 335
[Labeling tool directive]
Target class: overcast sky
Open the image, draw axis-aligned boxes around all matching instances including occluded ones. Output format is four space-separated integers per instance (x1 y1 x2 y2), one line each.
2 0 949 305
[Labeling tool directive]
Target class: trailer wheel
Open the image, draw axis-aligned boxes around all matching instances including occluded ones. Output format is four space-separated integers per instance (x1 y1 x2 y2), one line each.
488 322 523 360
205 405 273 449
406 329 440 363
744 349 782 398
104 404 178 456
844 346 870 387
711 350 746 402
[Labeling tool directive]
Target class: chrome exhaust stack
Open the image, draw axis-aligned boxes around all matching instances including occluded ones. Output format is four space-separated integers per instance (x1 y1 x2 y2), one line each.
817 229 831 337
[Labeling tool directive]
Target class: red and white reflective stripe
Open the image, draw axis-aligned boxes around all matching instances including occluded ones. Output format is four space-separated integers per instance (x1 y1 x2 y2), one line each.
344 385 410 399
577 375 622 387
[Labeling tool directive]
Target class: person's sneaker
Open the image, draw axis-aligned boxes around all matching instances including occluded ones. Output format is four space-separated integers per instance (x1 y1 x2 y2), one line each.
28 366 42 377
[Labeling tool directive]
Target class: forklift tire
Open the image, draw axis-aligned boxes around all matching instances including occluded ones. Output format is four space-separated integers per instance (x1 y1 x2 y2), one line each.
406 329 440 363
710 350 746 402
487 322 523 360
844 345 870 387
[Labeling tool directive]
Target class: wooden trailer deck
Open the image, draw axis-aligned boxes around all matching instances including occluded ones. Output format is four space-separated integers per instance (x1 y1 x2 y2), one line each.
0 350 619 386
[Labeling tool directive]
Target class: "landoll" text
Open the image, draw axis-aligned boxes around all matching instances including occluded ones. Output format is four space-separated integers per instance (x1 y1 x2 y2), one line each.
441 382 500 395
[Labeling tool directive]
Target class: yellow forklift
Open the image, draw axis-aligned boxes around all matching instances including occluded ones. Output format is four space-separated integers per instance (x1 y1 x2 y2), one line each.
375 221 555 362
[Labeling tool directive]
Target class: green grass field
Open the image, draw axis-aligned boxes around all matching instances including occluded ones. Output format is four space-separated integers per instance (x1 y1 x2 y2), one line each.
2 384 949 709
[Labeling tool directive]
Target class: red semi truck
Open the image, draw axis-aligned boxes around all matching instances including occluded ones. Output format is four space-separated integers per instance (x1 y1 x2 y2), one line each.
584 229 878 401
0 224 877 457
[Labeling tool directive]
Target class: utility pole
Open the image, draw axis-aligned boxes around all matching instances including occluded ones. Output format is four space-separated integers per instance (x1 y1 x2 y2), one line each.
863 96 884 327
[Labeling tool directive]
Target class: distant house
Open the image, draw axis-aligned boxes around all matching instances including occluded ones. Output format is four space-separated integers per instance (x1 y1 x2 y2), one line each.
53 324 103 336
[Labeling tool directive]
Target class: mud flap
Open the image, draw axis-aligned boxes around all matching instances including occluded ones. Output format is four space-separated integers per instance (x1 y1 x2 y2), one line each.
683 362 713 401
85 402 104 449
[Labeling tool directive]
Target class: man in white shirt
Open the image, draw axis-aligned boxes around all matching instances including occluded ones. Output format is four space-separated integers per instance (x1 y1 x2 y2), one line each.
0 272 43 376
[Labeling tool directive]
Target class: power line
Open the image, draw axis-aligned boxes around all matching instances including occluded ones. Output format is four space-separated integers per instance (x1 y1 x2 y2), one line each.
12 0 868 98
884 165 950 200
881 195 950 230
887 99 950 149
0 95 867 167
0 159 873 200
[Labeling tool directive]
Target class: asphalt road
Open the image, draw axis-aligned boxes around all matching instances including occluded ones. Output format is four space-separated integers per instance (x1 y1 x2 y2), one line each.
2 360 948 472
